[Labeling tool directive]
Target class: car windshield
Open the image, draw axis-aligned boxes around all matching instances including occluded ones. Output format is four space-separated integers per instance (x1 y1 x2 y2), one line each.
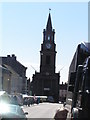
0 91 19 105
0 91 11 103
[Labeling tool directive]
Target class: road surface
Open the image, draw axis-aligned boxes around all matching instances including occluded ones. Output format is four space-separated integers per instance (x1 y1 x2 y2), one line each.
23 102 63 118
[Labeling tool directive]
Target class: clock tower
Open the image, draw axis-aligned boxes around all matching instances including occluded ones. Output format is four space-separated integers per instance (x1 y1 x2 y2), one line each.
40 13 56 74
31 12 60 102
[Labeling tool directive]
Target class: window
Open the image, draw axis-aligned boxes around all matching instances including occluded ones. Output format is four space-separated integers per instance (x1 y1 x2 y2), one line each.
69 72 76 85
46 55 50 64
52 36 53 41
68 72 76 92
48 35 50 41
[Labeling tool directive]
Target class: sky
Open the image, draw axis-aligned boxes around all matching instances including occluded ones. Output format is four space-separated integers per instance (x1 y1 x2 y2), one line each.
0 1 89 84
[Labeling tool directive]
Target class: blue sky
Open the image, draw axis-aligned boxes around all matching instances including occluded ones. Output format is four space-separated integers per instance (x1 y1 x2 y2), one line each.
0 2 88 83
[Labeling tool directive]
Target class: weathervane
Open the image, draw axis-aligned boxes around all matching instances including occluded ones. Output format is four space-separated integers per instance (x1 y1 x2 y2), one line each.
49 8 51 13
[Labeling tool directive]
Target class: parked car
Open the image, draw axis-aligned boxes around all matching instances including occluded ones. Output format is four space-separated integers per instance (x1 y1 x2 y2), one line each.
47 96 54 103
0 91 28 119
10 93 23 106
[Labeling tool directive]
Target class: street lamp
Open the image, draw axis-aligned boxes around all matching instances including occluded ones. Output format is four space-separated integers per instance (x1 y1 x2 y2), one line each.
7 78 10 94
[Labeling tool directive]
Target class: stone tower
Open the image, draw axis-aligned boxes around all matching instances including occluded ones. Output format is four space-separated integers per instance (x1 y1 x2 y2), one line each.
31 13 60 102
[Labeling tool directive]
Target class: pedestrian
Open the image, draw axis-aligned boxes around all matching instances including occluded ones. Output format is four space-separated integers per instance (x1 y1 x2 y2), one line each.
27 98 31 107
33 94 37 104
12 95 18 105
37 97 40 104
54 107 68 120
23 97 28 106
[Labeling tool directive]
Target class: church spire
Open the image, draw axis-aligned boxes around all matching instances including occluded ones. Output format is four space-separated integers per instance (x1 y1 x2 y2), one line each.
46 12 52 30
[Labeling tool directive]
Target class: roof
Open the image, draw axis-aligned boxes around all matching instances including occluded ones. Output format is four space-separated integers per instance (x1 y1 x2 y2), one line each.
59 83 67 90
80 42 90 52
46 13 52 30
0 55 27 77
0 64 11 74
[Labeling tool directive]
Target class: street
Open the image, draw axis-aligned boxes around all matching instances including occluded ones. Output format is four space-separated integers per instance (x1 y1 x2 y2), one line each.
23 102 63 119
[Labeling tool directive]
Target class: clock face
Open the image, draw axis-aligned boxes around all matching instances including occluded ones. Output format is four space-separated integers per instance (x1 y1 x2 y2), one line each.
46 43 51 49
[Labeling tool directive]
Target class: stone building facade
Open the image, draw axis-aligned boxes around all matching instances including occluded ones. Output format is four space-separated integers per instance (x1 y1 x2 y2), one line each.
0 54 27 94
59 82 67 103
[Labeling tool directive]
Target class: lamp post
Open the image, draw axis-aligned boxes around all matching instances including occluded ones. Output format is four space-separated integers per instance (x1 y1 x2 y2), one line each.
7 78 10 93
